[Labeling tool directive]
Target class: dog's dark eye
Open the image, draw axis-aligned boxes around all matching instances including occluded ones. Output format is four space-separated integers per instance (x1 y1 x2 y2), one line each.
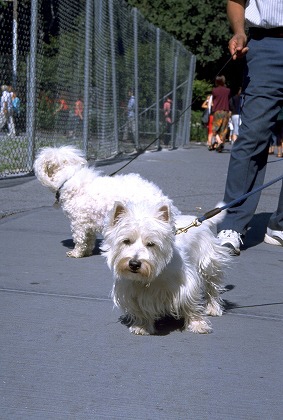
146 242 155 247
122 239 131 245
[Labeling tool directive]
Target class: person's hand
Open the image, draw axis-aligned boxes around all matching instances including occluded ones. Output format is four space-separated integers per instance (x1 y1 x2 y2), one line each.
228 33 249 59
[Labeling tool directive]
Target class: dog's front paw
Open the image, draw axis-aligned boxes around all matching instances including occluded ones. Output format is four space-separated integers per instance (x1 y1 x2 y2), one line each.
129 325 154 335
188 318 212 334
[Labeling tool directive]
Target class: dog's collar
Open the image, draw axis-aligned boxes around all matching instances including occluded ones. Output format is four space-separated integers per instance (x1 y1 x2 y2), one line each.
54 182 66 208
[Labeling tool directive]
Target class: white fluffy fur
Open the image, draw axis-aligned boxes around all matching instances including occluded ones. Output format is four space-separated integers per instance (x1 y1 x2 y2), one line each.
33 146 177 258
102 201 231 335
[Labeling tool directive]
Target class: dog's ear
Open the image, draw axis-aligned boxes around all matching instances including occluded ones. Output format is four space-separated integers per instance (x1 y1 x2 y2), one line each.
112 202 127 225
157 205 170 222
45 162 60 178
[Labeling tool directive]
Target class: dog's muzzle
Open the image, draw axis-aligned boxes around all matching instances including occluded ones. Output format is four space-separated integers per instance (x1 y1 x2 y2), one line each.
129 259 141 272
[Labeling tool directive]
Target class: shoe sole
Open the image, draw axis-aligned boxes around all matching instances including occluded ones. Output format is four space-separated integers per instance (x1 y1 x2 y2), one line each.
264 234 283 246
222 242 240 256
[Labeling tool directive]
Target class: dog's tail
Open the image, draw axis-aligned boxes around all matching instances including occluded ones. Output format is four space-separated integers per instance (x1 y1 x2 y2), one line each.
33 145 88 191
201 202 227 228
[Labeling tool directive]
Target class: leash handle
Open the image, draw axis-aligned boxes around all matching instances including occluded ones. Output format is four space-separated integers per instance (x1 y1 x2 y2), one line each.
177 173 283 234
198 207 222 223
198 173 283 224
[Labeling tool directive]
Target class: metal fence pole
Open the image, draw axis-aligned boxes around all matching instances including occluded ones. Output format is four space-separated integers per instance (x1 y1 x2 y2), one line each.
101 58 108 146
171 44 178 149
27 0 38 170
109 0 119 153
133 8 139 150
156 28 161 150
12 0 18 89
183 54 196 145
83 0 92 156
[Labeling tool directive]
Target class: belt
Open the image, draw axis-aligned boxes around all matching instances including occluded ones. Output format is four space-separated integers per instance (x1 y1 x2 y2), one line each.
249 27 283 39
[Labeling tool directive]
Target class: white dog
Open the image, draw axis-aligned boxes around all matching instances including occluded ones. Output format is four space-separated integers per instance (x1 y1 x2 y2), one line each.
102 201 231 335
33 146 176 258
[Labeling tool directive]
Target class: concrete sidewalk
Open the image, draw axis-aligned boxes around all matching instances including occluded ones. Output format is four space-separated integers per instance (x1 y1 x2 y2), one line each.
1 143 282 419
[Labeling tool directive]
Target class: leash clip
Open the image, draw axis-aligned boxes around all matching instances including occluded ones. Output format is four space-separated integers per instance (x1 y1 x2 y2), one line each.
53 190 61 208
175 218 201 235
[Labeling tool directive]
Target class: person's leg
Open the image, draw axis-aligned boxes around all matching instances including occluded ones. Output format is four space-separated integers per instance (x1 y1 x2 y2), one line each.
276 123 283 157
8 114 15 136
218 37 283 237
231 114 239 142
268 181 283 230
123 119 129 141
264 181 283 245
0 112 7 129
221 112 229 142
212 111 220 141
207 114 214 148
216 111 229 150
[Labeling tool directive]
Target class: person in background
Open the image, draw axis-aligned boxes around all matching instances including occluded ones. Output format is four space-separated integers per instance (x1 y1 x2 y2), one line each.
201 94 214 150
54 93 69 134
229 87 242 143
274 107 283 158
0 85 15 137
217 0 283 255
163 96 172 146
11 90 20 135
123 89 136 144
69 97 83 138
211 75 231 152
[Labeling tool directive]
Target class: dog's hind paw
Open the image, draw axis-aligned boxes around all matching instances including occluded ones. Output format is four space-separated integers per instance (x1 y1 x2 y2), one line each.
66 249 92 258
205 302 223 317
66 250 84 258
188 318 212 334
129 325 154 335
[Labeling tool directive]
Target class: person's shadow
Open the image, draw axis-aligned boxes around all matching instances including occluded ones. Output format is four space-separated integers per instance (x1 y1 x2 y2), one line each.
242 212 272 250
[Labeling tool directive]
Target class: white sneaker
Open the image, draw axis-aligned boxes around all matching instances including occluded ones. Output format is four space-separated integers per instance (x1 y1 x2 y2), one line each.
217 230 242 256
264 228 283 246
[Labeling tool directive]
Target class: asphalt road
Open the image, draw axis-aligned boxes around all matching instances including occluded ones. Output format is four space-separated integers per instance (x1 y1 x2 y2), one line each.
1 143 282 419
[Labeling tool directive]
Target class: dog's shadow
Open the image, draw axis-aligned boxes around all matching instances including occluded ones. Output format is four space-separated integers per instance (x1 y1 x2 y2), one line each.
119 314 185 336
61 238 103 256
119 286 238 336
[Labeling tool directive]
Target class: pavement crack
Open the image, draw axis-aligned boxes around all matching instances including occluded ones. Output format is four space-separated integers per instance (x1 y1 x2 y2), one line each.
0 287 112 302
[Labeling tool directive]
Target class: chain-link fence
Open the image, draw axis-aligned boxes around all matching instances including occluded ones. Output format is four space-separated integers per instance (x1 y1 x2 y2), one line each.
0 0 195 178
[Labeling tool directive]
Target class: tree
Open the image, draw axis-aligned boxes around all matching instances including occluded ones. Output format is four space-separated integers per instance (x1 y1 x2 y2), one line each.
126 0 244 90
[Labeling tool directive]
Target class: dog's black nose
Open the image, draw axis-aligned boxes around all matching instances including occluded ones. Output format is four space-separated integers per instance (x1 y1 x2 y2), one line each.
129 259 141 272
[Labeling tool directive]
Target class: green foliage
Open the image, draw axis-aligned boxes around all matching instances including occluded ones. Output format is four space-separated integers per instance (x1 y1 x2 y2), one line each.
126 0 231 75
0 137 29 175
190 110 207 142
193 79 213 100
192 79 213 110
37 93 56 130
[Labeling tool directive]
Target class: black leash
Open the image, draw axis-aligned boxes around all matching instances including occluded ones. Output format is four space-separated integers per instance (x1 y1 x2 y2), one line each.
176 173 283 234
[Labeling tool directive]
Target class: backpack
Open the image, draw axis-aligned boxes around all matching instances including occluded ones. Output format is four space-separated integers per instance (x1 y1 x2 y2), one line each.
201 108 209 126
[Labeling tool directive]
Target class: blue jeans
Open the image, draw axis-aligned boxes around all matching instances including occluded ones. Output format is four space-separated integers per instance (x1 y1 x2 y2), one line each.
218 35 283 234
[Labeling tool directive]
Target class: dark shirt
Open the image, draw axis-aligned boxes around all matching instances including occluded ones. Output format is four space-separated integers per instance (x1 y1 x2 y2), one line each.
229 94 241 115
212 86 231 112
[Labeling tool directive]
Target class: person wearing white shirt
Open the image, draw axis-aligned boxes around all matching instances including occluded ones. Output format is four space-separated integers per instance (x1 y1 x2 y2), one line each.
123 89 136 145
0 85 16 136
217 0 283 254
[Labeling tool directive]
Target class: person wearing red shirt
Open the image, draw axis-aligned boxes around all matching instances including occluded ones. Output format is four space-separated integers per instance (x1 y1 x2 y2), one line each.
211 75 231 152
